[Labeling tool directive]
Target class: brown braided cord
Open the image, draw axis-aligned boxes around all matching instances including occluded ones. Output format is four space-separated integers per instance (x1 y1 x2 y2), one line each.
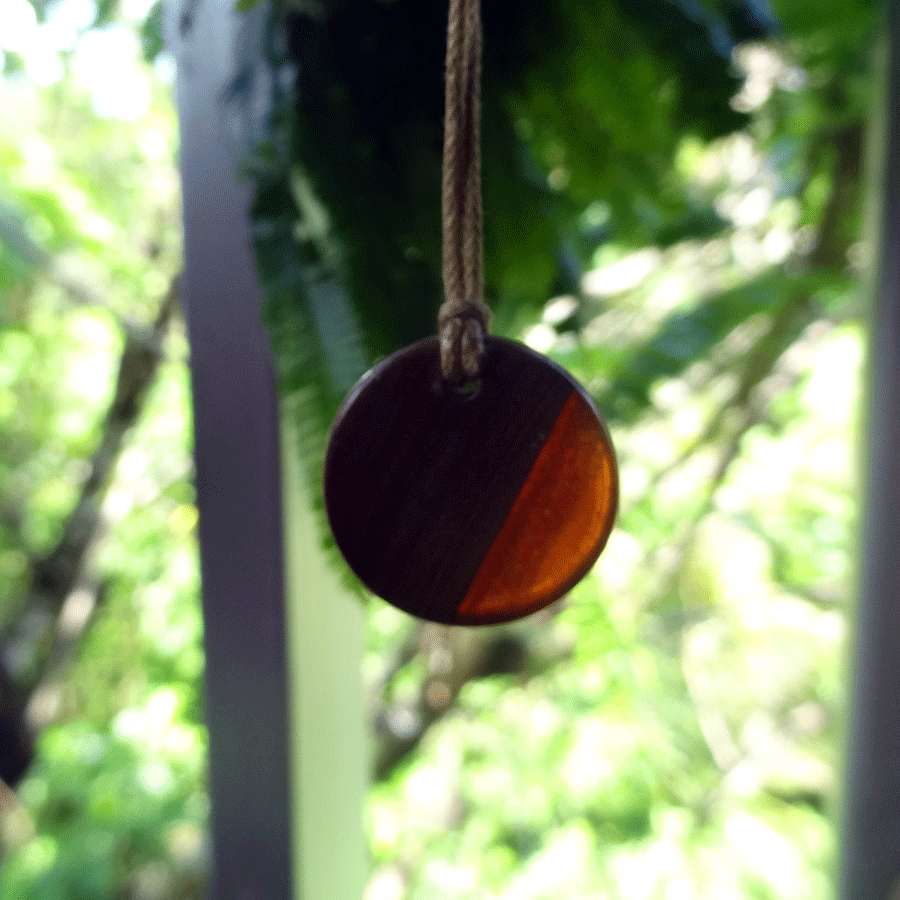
440 0 491 383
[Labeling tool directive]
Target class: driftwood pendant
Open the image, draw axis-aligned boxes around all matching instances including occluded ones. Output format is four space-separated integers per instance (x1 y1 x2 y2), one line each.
323 336 618 625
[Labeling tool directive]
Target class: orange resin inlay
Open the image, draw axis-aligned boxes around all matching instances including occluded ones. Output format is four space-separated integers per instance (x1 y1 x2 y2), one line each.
456 390 617 622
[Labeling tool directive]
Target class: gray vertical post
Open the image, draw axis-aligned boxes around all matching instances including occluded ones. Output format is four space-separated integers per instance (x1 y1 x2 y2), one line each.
172 0 295 897
840 7 900 900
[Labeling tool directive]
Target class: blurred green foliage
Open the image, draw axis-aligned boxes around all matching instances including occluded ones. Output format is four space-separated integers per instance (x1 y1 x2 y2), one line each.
0 0 876 896
0 4 204 894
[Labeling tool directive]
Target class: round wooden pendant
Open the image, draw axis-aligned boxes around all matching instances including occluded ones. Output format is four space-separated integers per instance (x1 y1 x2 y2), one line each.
323 336 618 625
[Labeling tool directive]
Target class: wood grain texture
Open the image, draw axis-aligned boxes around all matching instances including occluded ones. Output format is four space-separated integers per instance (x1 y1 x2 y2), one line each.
324 336 617 625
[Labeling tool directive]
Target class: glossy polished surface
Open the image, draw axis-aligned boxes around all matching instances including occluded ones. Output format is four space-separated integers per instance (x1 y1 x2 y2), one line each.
456 389 617 622
323 336 618 625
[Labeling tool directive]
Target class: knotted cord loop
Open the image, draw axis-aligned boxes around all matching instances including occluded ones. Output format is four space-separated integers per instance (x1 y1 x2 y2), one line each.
440 0 490 384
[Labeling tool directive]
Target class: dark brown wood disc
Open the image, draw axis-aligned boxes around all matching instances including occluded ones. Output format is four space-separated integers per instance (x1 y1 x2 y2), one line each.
323 336 618 625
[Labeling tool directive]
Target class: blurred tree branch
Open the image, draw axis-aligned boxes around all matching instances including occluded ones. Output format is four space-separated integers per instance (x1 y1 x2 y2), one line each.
372 620 567 782
0 273 181 787
645 120 862 800
34 277 180 601
627 119 862 522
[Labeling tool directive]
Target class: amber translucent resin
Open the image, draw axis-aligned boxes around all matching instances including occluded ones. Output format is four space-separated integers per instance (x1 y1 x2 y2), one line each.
457 389 616 622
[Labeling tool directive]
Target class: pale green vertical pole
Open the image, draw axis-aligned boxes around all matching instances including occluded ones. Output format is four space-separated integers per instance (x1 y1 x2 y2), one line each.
281 418 368 900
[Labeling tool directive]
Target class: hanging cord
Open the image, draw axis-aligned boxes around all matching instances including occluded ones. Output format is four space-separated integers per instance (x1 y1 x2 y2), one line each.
440 0 491 383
